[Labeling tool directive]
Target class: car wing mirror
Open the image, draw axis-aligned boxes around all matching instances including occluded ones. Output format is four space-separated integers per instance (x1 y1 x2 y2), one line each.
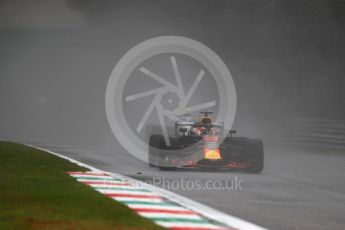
229 129 237 137
179 128 188 133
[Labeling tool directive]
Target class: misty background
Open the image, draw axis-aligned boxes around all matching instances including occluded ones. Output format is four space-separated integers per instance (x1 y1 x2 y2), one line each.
1 0 345 152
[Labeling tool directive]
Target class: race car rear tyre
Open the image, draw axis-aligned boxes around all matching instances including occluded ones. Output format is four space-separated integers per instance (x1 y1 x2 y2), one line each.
148 134 161 167
158 165 177 170
221 137 264 173
148 134 178 170
245 139 264 173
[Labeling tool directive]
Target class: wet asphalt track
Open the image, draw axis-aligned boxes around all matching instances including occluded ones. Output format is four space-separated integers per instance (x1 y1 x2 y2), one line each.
1 1 344 229
32 142 345 230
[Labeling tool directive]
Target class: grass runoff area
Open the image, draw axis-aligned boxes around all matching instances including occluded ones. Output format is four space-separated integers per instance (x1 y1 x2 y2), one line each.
0 141 163 230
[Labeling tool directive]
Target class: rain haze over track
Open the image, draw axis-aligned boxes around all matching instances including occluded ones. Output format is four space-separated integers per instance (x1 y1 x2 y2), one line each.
1 1 345 229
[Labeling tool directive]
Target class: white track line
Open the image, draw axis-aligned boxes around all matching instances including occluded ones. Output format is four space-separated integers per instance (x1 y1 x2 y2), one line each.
111 197 164 202
127 204 189 211
25 143 267 230
96 189 153 195
156 222 226 229
69 175 112 179
139 212 203 220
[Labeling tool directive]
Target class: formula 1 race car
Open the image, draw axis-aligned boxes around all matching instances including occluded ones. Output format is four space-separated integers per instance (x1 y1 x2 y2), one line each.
148 111 264 173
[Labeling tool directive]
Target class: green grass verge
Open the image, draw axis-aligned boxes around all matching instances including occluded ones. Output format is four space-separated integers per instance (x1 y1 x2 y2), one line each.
0 141 163 230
